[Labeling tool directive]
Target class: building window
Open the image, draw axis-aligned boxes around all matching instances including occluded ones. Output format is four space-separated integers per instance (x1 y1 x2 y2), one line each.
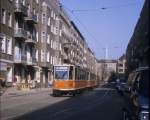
51 10 53 18
2 8 6 24
36 13 39 22
41 32 46 43
53 41 55 49
8 13 12 27
59 43 61 51
7 36 12 54
36 0 39 4
36 32 38 42
51 24 54 33
48 17 50 26
47 52 50 62
119 69 123 73
59 30 62 36
22 0 25 6
47 34 50 44
50 56 53 64
119 63 123 67
36 50 38 61
0 34 6 53
55 27 59 35
52 57 54 64
42 13 46 24
53 13 56 20
51 40 53 48
33 9 36 15
104 64 107 67
41 50 45 62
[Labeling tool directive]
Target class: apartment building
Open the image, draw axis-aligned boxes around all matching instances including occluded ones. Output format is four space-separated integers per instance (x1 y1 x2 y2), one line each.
59 6 72 64
59 6 86 68
117 54 126 78
126 0 149 75
0 0 99 88
98 59 118 81
0 0 14 86
38 0 61 87
13 0 39 87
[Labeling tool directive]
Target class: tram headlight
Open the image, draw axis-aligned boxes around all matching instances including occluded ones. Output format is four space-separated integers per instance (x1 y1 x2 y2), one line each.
139 111 149 120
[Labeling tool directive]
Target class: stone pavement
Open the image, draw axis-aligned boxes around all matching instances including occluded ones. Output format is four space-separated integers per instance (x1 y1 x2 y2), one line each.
1 87 52 98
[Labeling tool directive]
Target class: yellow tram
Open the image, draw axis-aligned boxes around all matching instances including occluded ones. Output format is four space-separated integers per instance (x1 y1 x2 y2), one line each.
52 64 99 96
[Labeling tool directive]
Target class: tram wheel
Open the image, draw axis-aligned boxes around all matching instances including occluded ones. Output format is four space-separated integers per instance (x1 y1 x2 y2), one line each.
52 90 61 97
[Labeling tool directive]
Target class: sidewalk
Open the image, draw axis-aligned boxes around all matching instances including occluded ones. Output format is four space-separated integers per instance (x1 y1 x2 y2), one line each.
1 87 52 98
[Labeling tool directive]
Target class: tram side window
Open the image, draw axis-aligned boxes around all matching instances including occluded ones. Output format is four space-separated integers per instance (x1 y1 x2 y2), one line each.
69 66 73 79
75 68 86 80
75 68 78 80
90 73 96 80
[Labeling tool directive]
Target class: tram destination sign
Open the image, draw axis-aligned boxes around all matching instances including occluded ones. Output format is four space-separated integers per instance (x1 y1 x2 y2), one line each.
55 66 68 71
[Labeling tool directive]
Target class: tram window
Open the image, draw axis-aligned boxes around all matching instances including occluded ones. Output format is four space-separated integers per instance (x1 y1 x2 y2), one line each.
55 66 69 80
69 66 73 79
55 70 68 80
90 73 96 80
75 68 78 80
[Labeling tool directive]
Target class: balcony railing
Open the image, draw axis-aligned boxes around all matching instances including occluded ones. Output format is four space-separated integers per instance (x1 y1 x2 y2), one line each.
14 28 27 40
14 54 27 64
25 12 37 24
40 62 51 68
14 3 27 16
26 57 37 66
25 34 36 44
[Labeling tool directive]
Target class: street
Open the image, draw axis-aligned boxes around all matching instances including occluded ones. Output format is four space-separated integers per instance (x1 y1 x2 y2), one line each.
1 84 127 120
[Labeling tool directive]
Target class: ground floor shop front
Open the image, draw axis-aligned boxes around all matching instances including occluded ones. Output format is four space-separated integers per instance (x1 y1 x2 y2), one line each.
0 61 53 90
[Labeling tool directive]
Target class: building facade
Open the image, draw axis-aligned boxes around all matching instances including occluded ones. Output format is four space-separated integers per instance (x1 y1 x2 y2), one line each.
98 59 118 82
0 0 14 86
0 0 99 89
126 0 149 76
117 54 126 78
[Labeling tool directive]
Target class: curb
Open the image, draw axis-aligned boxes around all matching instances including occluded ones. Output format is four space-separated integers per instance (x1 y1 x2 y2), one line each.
1 89 52 98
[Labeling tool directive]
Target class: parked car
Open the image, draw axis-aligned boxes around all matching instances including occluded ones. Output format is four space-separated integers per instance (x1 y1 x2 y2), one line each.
123 67 149 120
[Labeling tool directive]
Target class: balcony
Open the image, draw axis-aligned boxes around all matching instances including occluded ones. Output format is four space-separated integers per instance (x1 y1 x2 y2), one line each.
14 3 27 16
62 53 68 60
26 57 37 66
14 28 27 40
14 54 26 64
25 35 36 44
25 12 37 24
40 62 52 68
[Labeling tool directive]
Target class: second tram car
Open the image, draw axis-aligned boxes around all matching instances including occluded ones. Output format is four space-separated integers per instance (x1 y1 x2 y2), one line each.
52 64 99 96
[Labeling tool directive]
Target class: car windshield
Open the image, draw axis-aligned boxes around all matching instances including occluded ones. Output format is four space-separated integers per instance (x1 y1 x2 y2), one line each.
139 70 149 97
54 66 69 80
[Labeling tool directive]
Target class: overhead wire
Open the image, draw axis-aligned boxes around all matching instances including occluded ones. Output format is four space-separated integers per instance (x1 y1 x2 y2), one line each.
70 1 143 12
62 5 104 55
60 1 142 58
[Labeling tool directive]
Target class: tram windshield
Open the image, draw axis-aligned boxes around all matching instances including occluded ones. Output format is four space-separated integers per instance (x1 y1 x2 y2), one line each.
54 66 69 80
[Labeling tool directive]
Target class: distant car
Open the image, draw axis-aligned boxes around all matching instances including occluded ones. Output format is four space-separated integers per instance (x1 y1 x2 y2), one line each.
123 67 149 120
116 78 127 95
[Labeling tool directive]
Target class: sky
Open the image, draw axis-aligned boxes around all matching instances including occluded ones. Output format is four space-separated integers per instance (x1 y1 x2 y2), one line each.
60 0 145 60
